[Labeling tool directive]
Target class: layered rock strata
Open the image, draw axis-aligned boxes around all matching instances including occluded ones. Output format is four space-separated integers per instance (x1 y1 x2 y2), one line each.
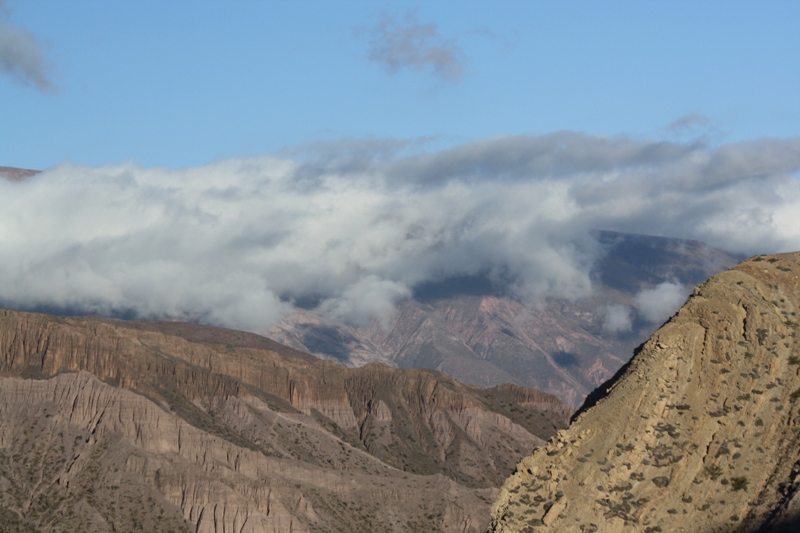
0 309 569 532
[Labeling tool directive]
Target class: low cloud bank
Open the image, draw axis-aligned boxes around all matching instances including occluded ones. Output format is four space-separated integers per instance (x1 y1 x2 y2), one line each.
3 132 800 332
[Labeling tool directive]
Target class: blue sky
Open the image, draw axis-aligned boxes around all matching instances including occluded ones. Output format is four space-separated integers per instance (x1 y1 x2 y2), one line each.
2 0 798 169
2 1 800 334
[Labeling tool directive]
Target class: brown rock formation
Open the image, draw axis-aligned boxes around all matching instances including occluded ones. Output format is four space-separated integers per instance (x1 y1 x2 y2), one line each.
0 308 569 532
488 252 800 532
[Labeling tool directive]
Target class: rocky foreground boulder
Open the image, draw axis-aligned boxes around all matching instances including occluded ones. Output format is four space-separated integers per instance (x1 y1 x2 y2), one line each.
489 252 800 532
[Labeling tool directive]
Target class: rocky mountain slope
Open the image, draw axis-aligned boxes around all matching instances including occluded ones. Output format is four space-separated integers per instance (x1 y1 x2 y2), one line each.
270 231 741 406
489 252 800 532
0 309 569 532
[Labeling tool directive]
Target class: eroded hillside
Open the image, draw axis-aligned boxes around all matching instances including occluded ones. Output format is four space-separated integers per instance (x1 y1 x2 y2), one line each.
489 253 800 532
0 309 569 532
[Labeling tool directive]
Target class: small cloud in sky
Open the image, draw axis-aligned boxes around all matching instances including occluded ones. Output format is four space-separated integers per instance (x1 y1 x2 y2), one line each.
358 11 465 81
602 304 633 333
0 0 54 92
668 113 710 131
634 282 689 324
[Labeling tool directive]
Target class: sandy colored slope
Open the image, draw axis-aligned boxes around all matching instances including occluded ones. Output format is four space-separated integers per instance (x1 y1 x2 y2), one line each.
489 253 800 532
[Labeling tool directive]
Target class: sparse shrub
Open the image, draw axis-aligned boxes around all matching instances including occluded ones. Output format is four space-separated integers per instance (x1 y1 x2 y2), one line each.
704 465 723 480
755 418 764 427
652 476 671 488
731 477 748 491
610 482 633 492
788 356 800 365
791 388 800 401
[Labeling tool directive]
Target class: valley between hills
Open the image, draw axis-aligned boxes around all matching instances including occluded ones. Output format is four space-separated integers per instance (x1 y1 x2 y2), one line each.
2 252 800 532
270 230 741 407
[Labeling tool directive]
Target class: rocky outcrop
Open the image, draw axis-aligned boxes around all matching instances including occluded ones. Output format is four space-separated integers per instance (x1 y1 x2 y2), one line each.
489 252 800 532
0 308 569 532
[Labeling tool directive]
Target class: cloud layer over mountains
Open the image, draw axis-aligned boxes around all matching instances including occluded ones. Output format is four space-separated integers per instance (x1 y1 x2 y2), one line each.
3 132 800 332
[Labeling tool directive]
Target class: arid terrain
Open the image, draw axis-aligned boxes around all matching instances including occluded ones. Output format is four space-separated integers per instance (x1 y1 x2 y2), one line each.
0 308 569 532
489 252 800 532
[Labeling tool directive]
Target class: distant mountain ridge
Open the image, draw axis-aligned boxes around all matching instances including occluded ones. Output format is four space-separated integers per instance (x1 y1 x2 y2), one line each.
270 231 742 406
0 166 40 182
0 165 742 406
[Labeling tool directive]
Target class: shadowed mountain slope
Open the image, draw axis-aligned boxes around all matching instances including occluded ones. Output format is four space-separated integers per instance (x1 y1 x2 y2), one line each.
489 252 800 533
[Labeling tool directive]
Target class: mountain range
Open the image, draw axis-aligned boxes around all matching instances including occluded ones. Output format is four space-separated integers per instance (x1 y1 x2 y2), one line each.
269 230 741 406
8 164 797 531
1 166 741 407
3 251 799 532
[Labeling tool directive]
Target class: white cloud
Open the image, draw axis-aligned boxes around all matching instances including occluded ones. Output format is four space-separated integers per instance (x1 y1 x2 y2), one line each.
318 276 411 327
634 282 689 324
603 304 633 333
3 132 800 334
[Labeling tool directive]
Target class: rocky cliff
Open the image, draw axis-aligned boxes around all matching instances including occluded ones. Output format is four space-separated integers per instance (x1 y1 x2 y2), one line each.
488 252 800 532
0 309 570 532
